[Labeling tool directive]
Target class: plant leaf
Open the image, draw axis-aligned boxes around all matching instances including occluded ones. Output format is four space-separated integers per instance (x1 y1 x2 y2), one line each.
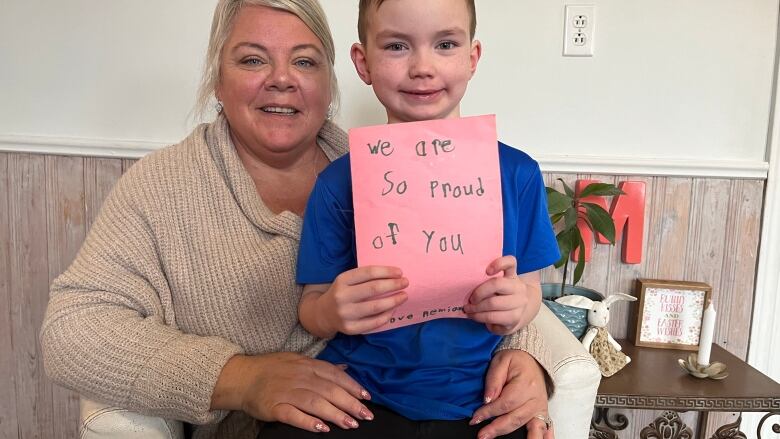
547 190 571 216
557 178 574 197
578 183 624 198
583 202 616 243
550 212 565 225
554 228 574 268
564 205 578 230
572 233 586 285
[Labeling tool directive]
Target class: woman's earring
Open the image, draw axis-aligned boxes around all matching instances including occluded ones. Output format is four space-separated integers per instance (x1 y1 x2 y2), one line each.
215 101 224 114
326 103 335 120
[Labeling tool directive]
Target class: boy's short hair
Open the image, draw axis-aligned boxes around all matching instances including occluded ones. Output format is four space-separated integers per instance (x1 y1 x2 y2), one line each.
357 0 476 44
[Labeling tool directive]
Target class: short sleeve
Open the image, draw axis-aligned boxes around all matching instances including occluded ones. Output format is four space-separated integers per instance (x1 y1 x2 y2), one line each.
513 163 560 274
296 172 357 284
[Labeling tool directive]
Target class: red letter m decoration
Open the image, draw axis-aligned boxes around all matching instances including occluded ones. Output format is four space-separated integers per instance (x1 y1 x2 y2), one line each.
575 180 645 264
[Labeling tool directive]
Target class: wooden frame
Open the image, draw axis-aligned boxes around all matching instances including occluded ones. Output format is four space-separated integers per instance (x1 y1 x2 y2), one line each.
628 279 712 350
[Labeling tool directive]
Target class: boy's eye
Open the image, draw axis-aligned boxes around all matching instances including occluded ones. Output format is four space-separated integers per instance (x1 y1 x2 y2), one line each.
437 41 458 50
385 42 407 51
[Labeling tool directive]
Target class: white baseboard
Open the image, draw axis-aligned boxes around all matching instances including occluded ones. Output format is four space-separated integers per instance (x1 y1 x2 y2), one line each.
535 154 769 179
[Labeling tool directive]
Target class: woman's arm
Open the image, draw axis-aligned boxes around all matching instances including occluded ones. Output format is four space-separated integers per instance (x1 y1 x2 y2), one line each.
40 172 243 424
472 349 554 439
211 353 374 433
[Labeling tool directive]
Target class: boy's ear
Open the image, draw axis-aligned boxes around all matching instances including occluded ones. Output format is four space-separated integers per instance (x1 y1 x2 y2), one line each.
351 43 373 85
469 40 482 77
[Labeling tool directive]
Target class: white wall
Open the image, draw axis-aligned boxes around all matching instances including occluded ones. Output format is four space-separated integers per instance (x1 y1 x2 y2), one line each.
1 0 777 169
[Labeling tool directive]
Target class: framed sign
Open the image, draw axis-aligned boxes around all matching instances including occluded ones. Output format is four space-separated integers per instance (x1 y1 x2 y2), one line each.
629 279 712 350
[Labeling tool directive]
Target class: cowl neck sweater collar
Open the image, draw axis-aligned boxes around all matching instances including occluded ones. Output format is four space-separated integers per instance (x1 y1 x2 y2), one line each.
203 114 348 240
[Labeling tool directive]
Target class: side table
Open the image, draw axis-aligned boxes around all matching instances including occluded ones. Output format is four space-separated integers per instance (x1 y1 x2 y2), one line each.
591 340 780 439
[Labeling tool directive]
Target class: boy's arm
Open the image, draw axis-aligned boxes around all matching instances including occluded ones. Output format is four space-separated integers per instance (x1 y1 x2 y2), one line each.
298 268 410 338
299 283 337 339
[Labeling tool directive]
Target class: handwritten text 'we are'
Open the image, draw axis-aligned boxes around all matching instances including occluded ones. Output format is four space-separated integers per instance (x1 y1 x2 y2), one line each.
366 138 486 255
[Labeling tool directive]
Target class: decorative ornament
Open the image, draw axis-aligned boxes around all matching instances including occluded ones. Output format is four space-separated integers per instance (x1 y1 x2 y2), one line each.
677 352 729 379
640 411 693 439
555 292 637 377
215 101 224 114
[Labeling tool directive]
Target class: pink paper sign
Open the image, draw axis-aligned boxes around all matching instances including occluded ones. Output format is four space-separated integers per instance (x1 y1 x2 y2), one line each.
350 115 503 332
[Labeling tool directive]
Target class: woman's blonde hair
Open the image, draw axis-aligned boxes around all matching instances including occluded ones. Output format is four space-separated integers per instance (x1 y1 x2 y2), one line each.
194 0 338 119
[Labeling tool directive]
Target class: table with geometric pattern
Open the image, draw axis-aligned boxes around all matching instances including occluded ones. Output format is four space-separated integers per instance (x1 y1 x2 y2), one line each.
591 340 780 439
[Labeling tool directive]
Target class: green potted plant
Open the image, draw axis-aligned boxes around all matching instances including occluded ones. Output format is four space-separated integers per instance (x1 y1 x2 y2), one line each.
543 179 624 337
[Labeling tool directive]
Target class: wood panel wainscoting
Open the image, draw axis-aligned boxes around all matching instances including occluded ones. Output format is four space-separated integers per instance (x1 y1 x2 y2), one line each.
0 152 766 438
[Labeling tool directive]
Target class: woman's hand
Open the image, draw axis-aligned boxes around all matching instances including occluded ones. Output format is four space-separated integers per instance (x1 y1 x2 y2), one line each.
300 266 408 338
470 350 554 439
212 353 375 433
464 256 542 335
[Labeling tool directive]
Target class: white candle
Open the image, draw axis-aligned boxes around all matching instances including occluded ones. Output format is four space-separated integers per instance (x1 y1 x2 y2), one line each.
697 301 716 366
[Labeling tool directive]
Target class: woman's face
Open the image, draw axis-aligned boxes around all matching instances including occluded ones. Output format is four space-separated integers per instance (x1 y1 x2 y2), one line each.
216 5 331 159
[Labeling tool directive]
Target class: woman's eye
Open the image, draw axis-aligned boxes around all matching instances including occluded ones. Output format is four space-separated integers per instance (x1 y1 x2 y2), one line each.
437 41 457 50
241 57 264 66
385 43 407 51
295 59 315 68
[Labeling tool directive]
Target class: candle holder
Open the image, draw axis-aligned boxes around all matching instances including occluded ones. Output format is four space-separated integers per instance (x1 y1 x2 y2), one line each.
678 353 729 379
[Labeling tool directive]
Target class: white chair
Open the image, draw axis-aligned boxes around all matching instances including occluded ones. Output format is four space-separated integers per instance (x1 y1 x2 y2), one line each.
79 306 600 439
80 398 185 439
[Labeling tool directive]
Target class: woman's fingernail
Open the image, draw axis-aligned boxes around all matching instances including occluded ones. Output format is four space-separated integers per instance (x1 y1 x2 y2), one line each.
359 407 374 420
360 389 371 400
345 417 359 428
484 395 492 404
478 434 490 439
315 422 329 433
337 364 349 370
470 416 483 425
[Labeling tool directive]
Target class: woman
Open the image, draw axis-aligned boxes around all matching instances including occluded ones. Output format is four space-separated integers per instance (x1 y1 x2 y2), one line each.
40 1 552 438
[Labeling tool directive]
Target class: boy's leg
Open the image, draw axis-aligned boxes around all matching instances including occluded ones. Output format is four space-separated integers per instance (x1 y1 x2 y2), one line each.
420 419 528 439
257 401 415 439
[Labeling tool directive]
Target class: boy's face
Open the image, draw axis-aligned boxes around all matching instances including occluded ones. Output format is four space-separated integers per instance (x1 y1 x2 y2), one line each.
352 0 481 124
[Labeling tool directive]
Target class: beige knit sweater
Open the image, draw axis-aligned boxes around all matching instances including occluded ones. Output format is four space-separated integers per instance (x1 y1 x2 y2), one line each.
40 115 550 439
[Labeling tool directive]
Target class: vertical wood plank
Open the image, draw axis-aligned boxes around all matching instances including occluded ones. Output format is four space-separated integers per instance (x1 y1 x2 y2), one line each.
648 177 694 279
703 179 763 435
9 153 53 439
122 158 138 173
45 155 86 439
0 153 19 439
716 179 762 357
684 178 731 439
84 157 123 231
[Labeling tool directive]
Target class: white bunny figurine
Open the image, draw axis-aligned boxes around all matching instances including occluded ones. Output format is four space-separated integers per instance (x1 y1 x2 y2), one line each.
555 293 637 377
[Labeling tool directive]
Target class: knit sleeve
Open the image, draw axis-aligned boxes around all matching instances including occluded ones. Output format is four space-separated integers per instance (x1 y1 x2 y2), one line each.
495 319 555 397
496 320 551 368
39 165 244 425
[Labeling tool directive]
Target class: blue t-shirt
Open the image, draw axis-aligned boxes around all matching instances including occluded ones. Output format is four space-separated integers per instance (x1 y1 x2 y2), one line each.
296 142 559 420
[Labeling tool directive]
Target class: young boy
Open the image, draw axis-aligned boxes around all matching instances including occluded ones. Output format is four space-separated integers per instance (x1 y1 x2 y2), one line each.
293 0 559 437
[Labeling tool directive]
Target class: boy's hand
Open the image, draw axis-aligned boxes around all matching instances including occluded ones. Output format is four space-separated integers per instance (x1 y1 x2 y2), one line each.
464 257 541 335
307 266 408 337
